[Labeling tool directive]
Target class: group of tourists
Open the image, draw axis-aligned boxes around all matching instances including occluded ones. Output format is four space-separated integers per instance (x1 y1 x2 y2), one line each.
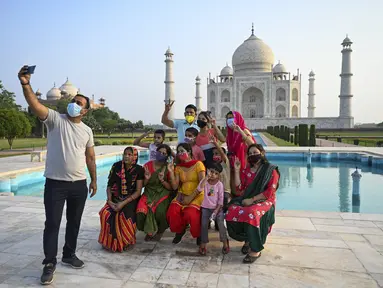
98 100 281 263
18 66 280 286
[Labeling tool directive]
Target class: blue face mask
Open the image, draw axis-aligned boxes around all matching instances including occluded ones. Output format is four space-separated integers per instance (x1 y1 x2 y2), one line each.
67 102 82 117
227 118 235 128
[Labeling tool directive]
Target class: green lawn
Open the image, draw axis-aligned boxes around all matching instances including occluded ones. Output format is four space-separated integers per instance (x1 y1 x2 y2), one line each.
0 138 47 150
0 134 178 150
317 131 383 137
263 133 296 146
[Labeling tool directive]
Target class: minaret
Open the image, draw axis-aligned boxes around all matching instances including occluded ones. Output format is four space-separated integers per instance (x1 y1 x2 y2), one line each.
164 47 175 119
339 35 353 118
308 70 316 118
195 75 201 113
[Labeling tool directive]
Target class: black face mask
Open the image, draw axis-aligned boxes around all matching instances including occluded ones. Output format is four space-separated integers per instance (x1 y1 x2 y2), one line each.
248 154 262 165
197 120 208 128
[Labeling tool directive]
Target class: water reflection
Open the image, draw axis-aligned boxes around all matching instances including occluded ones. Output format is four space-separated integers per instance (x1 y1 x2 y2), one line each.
338 166 350 212
306 167 313 188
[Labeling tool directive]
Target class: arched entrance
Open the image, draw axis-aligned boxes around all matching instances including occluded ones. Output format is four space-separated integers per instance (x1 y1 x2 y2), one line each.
276 105 286 118
242 87 264 118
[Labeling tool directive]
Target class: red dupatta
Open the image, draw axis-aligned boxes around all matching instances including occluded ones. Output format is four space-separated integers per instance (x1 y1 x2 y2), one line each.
226 111 256 169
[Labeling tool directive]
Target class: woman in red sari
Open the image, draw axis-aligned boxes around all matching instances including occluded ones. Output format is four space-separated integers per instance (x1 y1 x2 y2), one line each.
226 144 280 263
98 147 144 252
226 111 256 169
226 111 255 192
166 143 206 245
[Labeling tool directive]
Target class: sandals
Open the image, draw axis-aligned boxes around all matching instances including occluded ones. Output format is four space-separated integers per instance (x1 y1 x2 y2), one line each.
241 243 250 255
152 232 163 242
199 246 207 256
222 240 230 254
123 244 135 252
243 252 261 263
144 234 153 242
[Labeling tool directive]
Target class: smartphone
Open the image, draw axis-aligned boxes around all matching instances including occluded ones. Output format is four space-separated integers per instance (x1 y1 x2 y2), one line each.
24 65 36 75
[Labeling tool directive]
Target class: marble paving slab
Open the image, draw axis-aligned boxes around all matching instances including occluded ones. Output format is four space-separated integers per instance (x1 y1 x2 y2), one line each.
1 196 383 288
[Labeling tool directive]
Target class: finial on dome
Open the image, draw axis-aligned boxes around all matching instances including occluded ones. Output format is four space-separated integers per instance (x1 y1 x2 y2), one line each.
278 60 280 64
251 23 254 36
53 82 56 87
226 62 228 66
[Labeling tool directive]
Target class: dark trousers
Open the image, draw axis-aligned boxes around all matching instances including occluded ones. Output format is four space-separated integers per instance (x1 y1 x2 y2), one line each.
201 208 228 244
43 178 88 265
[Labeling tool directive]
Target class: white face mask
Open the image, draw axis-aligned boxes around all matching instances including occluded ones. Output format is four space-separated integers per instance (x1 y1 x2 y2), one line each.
67 102 82 117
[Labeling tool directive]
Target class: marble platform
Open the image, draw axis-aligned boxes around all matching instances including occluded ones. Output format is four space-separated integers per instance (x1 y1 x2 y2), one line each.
0 196 382 287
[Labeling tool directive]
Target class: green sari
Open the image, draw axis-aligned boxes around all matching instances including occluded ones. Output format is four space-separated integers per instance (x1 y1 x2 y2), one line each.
136 161 171 235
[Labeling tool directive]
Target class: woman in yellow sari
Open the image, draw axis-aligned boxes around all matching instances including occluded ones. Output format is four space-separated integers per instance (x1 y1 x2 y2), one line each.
166 143 206 244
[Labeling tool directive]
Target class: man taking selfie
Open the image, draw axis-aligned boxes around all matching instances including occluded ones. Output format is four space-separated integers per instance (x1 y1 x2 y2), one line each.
18 65 97 285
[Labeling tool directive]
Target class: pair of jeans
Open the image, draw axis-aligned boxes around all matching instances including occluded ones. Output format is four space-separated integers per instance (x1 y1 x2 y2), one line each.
42 178 88 265
200 207 228 244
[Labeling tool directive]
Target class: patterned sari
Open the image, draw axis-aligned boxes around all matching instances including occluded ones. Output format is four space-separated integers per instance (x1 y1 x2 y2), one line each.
225 162 280 252
98 149 144 252
136 160 171 235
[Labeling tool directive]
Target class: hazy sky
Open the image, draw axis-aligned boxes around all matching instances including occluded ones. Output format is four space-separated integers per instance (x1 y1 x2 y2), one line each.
1 0 382 124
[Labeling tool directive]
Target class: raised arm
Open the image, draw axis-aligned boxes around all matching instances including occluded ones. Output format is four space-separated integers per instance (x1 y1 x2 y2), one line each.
161 100 175 128
210 136 229 164
233 123 254 146
18 66 48 120
133 130 152 148
209 117 226 142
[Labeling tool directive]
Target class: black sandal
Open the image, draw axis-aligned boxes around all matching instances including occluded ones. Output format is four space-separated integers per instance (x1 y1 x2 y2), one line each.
243 252 261 263
241 244 250 255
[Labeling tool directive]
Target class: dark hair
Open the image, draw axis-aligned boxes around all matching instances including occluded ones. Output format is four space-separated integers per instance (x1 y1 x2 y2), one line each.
206 162 223 173
198 111 210 122
75 94 91 109
177 142 193 157
247 143 268 163
185 127 199 137
124 146 134 154
226 111 233 119
212 146 226 155
154 129 165 139
185 104 197 113
156 144 172 156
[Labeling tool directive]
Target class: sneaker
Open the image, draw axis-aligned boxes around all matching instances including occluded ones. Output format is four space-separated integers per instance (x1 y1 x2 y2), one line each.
172 230 186 244
40 263 56 285
61 255 85 269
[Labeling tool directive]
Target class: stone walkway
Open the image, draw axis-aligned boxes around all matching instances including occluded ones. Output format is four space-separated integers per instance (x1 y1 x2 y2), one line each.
0 196 382 287
257 133 277 146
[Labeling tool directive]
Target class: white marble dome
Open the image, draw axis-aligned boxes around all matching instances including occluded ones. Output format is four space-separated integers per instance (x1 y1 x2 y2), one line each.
59 78 78 97
232 33 274 73
273 62 287 74
46 84 61 100
220 64 233 76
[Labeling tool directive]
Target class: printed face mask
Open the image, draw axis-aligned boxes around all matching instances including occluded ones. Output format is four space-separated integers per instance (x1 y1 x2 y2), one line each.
184 137 194 144
213 155 221 162
67 102 82 117
155 151 168 162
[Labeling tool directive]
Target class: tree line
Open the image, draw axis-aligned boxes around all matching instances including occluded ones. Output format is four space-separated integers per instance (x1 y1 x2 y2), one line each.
0 80 145 149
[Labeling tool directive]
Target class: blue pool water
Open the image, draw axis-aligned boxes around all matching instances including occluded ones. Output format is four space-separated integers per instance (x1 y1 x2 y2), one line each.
10 154 383 214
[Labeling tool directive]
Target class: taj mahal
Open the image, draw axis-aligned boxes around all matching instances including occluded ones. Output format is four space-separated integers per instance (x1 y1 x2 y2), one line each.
164 25 354 129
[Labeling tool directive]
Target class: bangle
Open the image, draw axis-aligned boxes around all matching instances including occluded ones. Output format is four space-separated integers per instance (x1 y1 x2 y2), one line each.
21 81 30 86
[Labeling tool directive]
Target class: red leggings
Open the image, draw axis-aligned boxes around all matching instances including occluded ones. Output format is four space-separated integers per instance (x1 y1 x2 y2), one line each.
166 202 201 238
